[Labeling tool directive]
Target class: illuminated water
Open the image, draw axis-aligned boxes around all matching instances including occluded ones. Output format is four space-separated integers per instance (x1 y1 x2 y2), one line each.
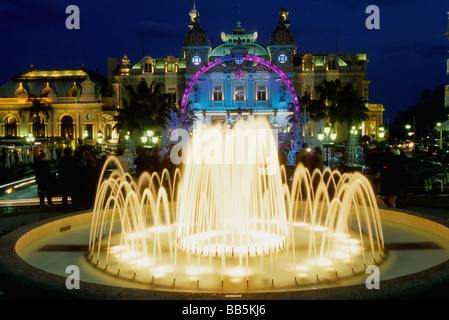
87 118 385 291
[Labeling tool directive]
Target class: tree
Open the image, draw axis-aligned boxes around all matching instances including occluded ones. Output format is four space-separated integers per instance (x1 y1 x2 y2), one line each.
114 80 172 136
390 86 446 139
316 79 341 111
328 83 369 130
19 94 54 137
299 94 327 121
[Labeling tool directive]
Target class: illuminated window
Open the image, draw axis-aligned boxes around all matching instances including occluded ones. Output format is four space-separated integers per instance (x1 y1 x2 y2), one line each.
234 85 245 101
192 55 202 65
256 85 267 101
5 116 17 137
278 54 288 64
303 61 313 71
213 85 223 101
61 115 74 138
167 62 176 72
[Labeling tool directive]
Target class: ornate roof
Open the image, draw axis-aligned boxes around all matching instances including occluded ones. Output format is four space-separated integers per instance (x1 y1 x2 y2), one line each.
209 21 270 60
183 4 211 48
0 67 107 98
268 5 296 48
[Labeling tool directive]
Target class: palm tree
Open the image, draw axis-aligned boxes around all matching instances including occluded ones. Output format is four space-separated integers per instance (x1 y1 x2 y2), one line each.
299 94 328 121
114 80 172 136
328 83 369 130
316 79 341 110
19 94 54 137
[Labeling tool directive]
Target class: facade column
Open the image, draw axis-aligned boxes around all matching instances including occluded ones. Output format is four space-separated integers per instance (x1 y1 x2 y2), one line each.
75 111 80 141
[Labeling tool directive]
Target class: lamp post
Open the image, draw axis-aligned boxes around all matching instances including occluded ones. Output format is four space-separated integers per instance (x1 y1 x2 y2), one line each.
378 124 385 140
26 132 35 144
318 123 337 168
97 130 103 144
405 123 414 140
152 136 158 147
437 122 443 149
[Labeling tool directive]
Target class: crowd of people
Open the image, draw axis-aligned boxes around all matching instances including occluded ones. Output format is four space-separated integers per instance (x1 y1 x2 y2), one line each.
295 143 324 174
30 140 406 211
34 148 102 210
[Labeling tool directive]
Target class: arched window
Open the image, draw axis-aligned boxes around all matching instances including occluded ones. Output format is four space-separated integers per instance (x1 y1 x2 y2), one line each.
5 116 18 137
61 115 74 138
33 115 46 138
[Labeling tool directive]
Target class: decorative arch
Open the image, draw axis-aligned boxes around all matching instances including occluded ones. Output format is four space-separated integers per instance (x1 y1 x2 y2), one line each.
60 114 74 138
181 54 300 133
3 114 19 137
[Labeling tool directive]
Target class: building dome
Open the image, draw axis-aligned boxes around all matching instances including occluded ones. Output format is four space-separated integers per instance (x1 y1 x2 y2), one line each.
183 4 211 48
268 6 296 47
183 23 211 47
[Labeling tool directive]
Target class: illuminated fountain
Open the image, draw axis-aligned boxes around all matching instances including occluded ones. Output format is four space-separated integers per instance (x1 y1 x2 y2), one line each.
87 117 386 291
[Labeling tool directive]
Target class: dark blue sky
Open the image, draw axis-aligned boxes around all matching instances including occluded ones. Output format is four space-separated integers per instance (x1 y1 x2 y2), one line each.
1 0 448 122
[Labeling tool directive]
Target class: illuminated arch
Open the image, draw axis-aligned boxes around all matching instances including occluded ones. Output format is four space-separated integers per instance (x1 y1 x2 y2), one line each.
181 54 300 133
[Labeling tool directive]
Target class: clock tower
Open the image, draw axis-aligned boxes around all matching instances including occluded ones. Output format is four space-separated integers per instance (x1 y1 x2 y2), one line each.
267 5 297 74
183 3 211 74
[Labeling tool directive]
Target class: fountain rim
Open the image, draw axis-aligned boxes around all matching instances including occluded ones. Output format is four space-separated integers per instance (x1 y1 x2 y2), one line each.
1 208 449 300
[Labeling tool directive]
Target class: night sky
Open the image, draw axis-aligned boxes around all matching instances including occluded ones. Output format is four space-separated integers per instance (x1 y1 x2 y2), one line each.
1 0 448 122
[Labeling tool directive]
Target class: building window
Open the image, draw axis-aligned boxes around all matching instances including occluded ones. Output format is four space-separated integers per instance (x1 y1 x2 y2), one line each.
192 55 202 66
256 85 267 101
144 62 152 73
213 85 223 101
61 115 74 138
167 62 176 73
5 117 17 137
327 60 336 70
234 85 245 101
33 115 46 138
84 124 93 139
303 60 313 71
304 85 312 99
278 54 288 64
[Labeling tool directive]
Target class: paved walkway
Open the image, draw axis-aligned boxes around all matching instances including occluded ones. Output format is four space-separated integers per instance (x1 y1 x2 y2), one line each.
0 206 73 237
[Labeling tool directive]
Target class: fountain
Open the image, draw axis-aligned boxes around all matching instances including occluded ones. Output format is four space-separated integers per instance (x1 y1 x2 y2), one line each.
86 117 385 291
2 117 449 299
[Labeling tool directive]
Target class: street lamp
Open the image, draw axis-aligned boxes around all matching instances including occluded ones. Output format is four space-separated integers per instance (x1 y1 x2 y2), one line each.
26 132 35 144
318 124 337 168
141 135 148 144
437 122 443 149
97 130 103 144
378 124 385 139
83 129 88 140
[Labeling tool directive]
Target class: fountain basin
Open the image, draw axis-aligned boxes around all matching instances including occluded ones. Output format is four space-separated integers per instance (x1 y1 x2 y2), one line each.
1 208 449 299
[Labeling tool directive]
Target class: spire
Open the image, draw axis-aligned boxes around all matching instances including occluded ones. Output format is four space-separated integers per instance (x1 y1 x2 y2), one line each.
279 4 290 28
233 1 245 35
189 1 200 29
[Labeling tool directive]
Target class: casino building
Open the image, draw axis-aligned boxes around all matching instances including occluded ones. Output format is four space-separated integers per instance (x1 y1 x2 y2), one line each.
109 4 384 143
0 4 384 148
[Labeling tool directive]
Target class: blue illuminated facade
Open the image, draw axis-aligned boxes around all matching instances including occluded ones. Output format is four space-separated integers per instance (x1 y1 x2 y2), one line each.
110 4 384 140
